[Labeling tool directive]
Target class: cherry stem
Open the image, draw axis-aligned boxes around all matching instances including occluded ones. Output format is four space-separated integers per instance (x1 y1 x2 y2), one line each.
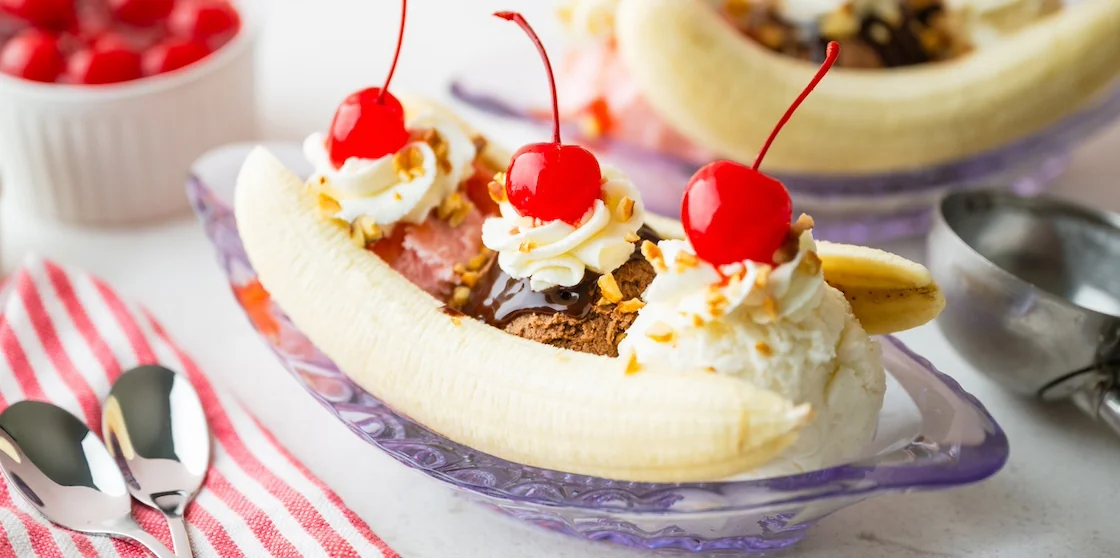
496 11 562 145
378 0 407 104
752 41 840 170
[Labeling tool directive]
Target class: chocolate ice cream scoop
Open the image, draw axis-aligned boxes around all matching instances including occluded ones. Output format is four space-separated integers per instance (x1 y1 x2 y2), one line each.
461 226 660 357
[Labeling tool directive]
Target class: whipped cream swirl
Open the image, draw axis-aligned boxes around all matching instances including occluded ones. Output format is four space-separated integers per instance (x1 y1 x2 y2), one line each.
481 166 645 292
304 112 478 227
619 231 826 372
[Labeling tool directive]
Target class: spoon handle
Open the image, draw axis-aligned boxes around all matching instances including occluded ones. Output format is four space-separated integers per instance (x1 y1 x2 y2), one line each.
105 517 176 558
164 514 194 558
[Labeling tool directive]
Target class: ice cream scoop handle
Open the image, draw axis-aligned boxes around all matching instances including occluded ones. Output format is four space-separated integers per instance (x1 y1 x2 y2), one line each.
1097 388 1120 436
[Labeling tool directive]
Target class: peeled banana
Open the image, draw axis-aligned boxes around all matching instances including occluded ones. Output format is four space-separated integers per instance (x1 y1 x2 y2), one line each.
817 242 947 335
613 0 1120 174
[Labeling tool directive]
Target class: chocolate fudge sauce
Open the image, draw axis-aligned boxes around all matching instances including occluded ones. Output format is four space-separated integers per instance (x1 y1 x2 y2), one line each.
462 225 661 327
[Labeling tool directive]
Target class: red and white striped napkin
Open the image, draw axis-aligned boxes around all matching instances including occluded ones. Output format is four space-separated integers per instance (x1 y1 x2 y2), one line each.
0 256 398 558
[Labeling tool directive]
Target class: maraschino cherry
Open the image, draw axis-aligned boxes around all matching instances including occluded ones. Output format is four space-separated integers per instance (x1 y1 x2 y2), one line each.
681 42 840 267
324 0 410 169
496 11 601 226
0 29 64 82
0 0 74 30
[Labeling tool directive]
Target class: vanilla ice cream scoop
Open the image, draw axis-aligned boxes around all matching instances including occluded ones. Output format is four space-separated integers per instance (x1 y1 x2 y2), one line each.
620 234 885 476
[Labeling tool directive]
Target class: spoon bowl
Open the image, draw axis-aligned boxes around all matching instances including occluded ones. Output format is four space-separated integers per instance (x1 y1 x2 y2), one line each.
104 365 211 557
0 401 174 557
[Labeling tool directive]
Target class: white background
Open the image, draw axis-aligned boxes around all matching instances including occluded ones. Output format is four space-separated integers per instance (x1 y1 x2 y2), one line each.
4 1 1120 556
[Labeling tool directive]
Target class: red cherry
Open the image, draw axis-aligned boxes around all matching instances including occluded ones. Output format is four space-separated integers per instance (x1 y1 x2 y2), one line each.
0 0 73 30
66 42 141 84
507 143 601 224
0 29 63 82
325 0 410 168
496 11 601 226
109 0 174 27
168 0 240 43
682 42 840 266
682 162 792 266
326 88 409 168
142 37 210 75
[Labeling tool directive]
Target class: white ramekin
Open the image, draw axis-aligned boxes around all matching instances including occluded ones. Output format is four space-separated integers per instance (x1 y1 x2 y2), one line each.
0 0 261 227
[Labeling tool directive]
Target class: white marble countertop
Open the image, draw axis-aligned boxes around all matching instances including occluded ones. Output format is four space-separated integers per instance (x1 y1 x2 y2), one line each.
3 1 1120 556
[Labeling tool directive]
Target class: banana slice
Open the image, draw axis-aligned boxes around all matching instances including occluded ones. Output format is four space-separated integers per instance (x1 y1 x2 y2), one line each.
613 0 1120 174
817 242 946 335
235 145 813 483
644 214 943 334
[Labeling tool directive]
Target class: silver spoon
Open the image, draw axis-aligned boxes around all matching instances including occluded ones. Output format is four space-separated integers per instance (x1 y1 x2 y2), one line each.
104 365 211 558
0 401 175 557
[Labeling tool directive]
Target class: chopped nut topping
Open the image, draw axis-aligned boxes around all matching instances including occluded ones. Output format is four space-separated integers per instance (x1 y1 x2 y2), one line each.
725 271 743 292
317 175 328 186
868 22 891 45
449 286 471 309
756 23 786 49
453 263 467 275
518 240 536 253
762 296 779 319
791 213 815 235
488 181 507 203
618 298 646 314
615 196 635 222
773 234 800 265
706 289 730 315
691 314 705 327
353 215 382 241
393 145 426 181
449 208 471 227
348 216 382 248
467 253 489 272
820 9 858 39
596 297 613 307
799 251 823 276
420 129 453 174
460 271 480 288
754 265 772 289
675 250 699 271
756 342 773 357
641 241 666 271
597 273 623 304
317 193 341 218
645 322 675 343
614 332 627 345
625 351 641 375
437 192 473 227
624 231 640 243
437 192 464 220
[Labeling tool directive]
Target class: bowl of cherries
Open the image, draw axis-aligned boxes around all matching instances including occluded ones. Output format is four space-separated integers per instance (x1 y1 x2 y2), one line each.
0 0 258 226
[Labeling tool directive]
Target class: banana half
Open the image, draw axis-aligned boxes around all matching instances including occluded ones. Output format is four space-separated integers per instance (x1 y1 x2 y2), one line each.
613 0 1120 174
235 99 944 482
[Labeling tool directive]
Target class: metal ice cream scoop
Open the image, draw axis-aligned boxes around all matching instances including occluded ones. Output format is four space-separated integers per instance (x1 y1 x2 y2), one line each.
0 401 175 557
104 365 211 558
929 189 1120 436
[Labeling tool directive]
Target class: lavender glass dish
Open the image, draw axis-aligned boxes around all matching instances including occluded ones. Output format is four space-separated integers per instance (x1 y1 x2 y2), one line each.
450 47 1120 244
190 144 1009 556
